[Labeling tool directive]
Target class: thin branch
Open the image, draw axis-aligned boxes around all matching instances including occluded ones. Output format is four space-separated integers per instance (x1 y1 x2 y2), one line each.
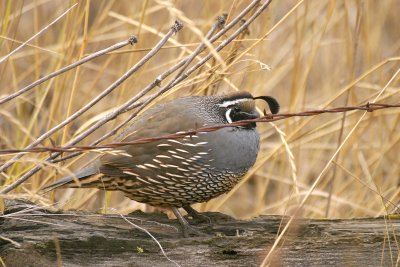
169 0 273 88
172 15 226 83
90 17 225 145
0 21 183 192
0 22 181 174
51 15 226 164
82 0 272 158
31 9 254 165
117 0 271 141
0 3 78 64
211 0 260 41
0 36 138 105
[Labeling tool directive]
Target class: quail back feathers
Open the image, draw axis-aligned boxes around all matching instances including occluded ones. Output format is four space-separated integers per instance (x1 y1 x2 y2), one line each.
44 91 279 237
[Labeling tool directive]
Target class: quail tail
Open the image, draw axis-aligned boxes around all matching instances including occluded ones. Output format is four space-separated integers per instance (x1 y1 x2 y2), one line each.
41 166 98 193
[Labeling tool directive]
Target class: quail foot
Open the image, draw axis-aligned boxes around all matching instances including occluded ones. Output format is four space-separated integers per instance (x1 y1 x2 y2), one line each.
44 91 279 237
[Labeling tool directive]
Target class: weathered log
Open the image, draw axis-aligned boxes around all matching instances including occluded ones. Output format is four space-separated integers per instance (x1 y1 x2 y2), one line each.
1 199 399 266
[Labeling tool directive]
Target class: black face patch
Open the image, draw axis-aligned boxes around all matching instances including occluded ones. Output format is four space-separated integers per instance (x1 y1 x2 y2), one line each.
218 91 279 128
220 99 259 129
229 108 259 121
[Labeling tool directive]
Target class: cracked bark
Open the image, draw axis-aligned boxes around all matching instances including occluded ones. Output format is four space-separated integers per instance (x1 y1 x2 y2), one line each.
1 199 399 267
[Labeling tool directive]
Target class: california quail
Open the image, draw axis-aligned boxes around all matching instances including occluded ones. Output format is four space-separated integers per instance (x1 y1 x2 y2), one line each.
44 91 279 237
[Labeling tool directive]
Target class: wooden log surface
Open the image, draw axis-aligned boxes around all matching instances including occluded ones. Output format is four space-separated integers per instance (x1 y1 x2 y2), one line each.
1 199 399 266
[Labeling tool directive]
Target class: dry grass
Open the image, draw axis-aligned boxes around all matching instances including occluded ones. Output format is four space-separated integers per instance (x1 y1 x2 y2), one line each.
1 0 399 224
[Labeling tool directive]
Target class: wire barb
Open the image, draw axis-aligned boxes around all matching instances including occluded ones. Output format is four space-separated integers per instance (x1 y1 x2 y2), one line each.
0 102 398 156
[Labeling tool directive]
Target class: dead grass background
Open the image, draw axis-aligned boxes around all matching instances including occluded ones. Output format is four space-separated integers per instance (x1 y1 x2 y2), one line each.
1 0 399 222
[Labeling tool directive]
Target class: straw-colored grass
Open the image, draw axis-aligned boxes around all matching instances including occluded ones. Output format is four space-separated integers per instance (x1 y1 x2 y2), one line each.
1 0 399 224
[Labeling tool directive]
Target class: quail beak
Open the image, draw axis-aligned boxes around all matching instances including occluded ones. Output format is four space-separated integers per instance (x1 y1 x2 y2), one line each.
237 110 259 129
231 111 259 121
241 111 260 120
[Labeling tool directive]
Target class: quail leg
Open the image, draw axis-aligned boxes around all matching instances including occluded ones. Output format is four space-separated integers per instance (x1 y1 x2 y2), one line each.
171 207 206 237
183 205 211 224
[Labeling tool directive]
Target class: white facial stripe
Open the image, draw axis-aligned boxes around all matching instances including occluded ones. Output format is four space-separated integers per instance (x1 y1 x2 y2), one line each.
225 108 232 123
218 98 253 107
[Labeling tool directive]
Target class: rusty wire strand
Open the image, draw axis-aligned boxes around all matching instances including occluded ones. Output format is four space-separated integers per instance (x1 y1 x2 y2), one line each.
0 102 397 155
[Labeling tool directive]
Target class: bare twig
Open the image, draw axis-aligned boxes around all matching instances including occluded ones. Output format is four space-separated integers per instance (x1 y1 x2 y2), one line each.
51 15 226 164
0 102 397 155
211 0 260 41
90 17 225 145
0 3 78 64
88 0 272 157
0 36 138 105
0 22 181 174
173 15 226 82
7 4 261 174
168 0 272 88
115 0 272 145
0 21 183 193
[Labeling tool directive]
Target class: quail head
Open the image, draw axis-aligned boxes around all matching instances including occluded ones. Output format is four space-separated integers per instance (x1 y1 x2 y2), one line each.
44 91 279 237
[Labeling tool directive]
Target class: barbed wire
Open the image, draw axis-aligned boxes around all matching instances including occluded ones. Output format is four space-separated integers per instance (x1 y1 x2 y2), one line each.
0 102 398 155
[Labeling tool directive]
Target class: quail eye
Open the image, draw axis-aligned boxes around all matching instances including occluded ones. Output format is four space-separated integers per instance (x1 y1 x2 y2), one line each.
224 106 242 123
